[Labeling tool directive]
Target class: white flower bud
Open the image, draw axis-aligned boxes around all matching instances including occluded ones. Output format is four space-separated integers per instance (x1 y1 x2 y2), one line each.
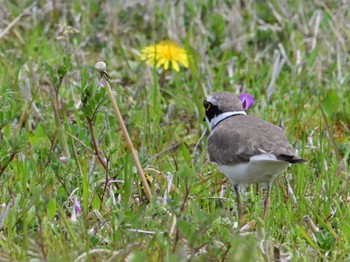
95 61 106 72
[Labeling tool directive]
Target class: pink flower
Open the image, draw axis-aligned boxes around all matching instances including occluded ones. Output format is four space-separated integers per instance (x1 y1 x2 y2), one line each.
239 93 254 110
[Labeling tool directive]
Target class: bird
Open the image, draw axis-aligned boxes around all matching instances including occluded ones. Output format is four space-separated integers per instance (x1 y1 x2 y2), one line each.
203 91 305 220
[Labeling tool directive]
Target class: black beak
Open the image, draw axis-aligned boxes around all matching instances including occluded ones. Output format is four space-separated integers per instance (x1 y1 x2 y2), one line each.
203 117 206 122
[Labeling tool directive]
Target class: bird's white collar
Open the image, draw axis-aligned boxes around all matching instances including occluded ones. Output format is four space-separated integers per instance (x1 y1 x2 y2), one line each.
207 111 246 130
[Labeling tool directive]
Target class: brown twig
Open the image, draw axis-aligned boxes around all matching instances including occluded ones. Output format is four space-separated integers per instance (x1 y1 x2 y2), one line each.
0 151 16 178
86 117 111 199
87 117 108 171
180 179 190 212
0 2 36 41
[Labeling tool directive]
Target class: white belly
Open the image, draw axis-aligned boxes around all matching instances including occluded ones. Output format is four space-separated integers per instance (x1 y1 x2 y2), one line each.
218 154 289 185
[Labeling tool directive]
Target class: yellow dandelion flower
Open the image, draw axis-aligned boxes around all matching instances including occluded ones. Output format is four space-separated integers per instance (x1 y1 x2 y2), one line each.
140 40 189 72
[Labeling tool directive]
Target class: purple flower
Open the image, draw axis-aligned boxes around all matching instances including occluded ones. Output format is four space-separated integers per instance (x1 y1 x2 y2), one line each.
99 79 105 88
74 196 82 216
239 93 254 110
71 196 82 221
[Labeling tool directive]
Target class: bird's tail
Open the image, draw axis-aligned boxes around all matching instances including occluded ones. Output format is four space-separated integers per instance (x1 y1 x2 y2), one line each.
278 154 306 163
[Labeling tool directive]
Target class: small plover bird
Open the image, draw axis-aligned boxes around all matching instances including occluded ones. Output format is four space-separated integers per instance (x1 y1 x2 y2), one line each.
203 91 305 219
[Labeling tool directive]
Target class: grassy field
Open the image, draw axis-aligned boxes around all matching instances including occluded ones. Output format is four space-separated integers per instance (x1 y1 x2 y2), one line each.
1 0 350 261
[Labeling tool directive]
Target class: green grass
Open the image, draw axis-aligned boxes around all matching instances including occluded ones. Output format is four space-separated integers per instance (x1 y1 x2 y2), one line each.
0 0 350 261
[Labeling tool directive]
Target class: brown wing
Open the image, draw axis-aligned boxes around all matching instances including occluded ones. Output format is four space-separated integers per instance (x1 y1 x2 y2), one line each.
208 115 303 165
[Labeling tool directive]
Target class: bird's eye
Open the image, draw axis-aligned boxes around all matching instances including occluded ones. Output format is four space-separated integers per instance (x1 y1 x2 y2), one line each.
203 100 211 111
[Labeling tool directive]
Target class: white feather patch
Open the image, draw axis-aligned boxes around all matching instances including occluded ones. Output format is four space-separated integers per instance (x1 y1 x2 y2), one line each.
208 111 246 130
218 154 289 185
206 95 218 105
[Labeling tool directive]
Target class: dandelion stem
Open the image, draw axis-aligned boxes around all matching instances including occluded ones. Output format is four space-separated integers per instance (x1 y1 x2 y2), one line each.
99 66 152 202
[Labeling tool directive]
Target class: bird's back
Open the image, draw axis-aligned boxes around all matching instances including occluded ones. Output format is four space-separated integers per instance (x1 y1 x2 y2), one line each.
208 115 302 165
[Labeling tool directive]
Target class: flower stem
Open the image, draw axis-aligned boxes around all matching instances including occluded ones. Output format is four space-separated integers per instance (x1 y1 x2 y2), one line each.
102 74 152 202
